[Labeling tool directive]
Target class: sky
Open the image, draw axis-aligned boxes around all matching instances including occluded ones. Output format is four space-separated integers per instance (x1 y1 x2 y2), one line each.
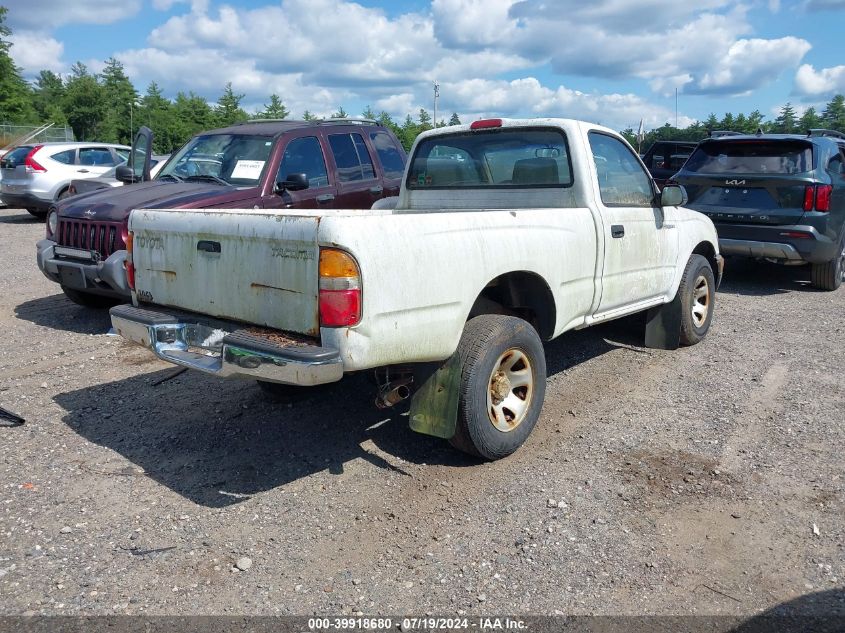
4 0 845 132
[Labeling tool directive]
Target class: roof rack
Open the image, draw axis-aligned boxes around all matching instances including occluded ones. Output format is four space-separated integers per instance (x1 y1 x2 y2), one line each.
317 118 378 126
708 130 742 138
807 128 845 140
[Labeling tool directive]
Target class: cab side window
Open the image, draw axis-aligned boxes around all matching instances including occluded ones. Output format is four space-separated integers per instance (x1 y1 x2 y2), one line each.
588 132 654 207
329 133 376 182
277 136 329 188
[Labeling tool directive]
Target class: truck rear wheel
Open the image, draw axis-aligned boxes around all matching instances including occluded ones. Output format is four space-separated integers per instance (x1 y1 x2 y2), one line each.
449 315 546 460
810 235 844 291
678 255 715 346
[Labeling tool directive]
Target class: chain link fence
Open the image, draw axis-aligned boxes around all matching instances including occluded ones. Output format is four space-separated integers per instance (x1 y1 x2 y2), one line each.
0 123 75 149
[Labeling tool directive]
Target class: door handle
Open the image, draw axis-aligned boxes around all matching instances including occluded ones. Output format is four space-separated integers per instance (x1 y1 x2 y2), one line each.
611 225 625 238
662 223 676 229
316 194 335 204
369 186 384 195
77 169 89 173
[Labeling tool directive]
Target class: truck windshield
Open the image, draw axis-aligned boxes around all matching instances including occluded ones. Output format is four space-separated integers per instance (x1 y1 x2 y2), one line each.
158 134 274 185
683 140 814 175
407 129 572 189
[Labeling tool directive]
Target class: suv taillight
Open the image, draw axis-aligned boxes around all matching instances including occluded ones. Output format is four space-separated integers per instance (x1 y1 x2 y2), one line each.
24 145 46 173
815 185 832 212
319 248 361 327
804 184 832 212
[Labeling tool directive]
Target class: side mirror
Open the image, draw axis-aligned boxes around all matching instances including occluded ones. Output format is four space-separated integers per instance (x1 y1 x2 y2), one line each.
661 183 688 207
275 173 309 193
115 164 138 184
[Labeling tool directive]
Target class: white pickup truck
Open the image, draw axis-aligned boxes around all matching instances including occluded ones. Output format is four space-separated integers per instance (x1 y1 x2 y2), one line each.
111 118 723 460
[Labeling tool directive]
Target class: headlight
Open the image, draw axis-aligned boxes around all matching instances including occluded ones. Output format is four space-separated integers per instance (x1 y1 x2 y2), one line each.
47 211 58 236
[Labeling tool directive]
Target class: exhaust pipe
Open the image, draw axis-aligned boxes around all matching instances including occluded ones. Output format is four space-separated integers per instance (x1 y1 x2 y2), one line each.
375 377 413 409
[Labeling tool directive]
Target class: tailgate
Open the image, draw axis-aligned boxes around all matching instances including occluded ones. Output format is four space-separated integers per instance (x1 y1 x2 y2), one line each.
130 208 322 335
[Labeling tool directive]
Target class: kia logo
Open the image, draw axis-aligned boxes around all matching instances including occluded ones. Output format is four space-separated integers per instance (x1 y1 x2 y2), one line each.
725 179 745 186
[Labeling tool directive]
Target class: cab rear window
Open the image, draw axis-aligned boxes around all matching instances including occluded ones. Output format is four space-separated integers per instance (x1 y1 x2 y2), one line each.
684 141 814 175
407 129 572 189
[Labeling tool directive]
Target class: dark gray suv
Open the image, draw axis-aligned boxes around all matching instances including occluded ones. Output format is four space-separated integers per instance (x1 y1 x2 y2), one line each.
673 129 845 290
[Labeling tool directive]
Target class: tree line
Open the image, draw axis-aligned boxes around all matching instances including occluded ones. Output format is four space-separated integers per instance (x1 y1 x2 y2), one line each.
623 97 845 150
2 7 844 155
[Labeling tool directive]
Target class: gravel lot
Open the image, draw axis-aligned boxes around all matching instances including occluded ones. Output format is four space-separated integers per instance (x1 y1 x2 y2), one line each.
0 206 843 618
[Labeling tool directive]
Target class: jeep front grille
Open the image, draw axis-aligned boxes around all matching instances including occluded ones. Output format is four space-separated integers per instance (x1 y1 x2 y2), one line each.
57 219 123 258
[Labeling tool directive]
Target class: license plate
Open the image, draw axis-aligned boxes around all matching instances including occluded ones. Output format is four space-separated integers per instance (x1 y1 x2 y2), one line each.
54 246 98 262
58 265 87 289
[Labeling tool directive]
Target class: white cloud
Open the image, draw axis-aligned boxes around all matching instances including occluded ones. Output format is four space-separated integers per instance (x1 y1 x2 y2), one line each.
3 0 142 29
794 63 845 97
441 77 693 129
7 31 65 74
695 37 812 95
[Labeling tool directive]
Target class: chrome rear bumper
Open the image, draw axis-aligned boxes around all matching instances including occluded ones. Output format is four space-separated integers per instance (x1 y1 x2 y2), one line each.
110 304 343 386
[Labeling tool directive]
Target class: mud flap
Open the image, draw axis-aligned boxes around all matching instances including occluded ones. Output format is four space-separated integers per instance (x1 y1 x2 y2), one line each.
408 355 462 439
644 295 682 350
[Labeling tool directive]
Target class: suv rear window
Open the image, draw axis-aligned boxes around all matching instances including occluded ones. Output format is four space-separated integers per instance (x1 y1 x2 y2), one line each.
369 131 405 179
1 146 33 169
684 140 813 175
408 129 572 189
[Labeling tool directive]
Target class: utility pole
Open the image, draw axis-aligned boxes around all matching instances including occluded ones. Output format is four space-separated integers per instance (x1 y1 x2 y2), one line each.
130 100 134 140
675 88 678 128
433 80 440 129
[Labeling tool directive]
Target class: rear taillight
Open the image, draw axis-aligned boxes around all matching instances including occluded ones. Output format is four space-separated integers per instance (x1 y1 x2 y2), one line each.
804 184 833 212
125 232 135 290
803 185 814 212
470 118 503 129
319 248 361 327
24 145 46 173
815 185 832 212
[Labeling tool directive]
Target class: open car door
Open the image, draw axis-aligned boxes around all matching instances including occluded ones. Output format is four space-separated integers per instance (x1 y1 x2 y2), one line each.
116 126 153 184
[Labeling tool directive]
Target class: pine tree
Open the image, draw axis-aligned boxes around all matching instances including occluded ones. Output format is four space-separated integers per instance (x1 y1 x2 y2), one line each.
798 106 823 132
302 110 318 121
773 102 798 134
173 91 214 140
448 112 461 126
418 108 432 131
0 7 37 124
139 82 182 153
331 106 348 119
99 57 139 144
63 63 106 141
256 94 289 120
33 70 66 125
361 105 376 120
214 83 248 126
822 95 845 131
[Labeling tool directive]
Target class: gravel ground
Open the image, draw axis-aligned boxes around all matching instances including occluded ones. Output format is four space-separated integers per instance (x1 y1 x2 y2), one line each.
0 206 843 617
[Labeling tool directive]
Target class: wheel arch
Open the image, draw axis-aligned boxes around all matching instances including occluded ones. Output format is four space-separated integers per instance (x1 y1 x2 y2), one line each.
466 270 557 341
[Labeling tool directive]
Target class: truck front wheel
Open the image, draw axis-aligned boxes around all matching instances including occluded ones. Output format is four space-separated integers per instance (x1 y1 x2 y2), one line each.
678 254 715 346
449 315 546 460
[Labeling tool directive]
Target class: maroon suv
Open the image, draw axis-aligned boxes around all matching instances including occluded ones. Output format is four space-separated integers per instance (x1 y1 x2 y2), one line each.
36 119 406 306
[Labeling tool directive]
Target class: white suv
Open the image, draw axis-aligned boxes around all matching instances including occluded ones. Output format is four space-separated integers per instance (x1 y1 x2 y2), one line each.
0 142 130 218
